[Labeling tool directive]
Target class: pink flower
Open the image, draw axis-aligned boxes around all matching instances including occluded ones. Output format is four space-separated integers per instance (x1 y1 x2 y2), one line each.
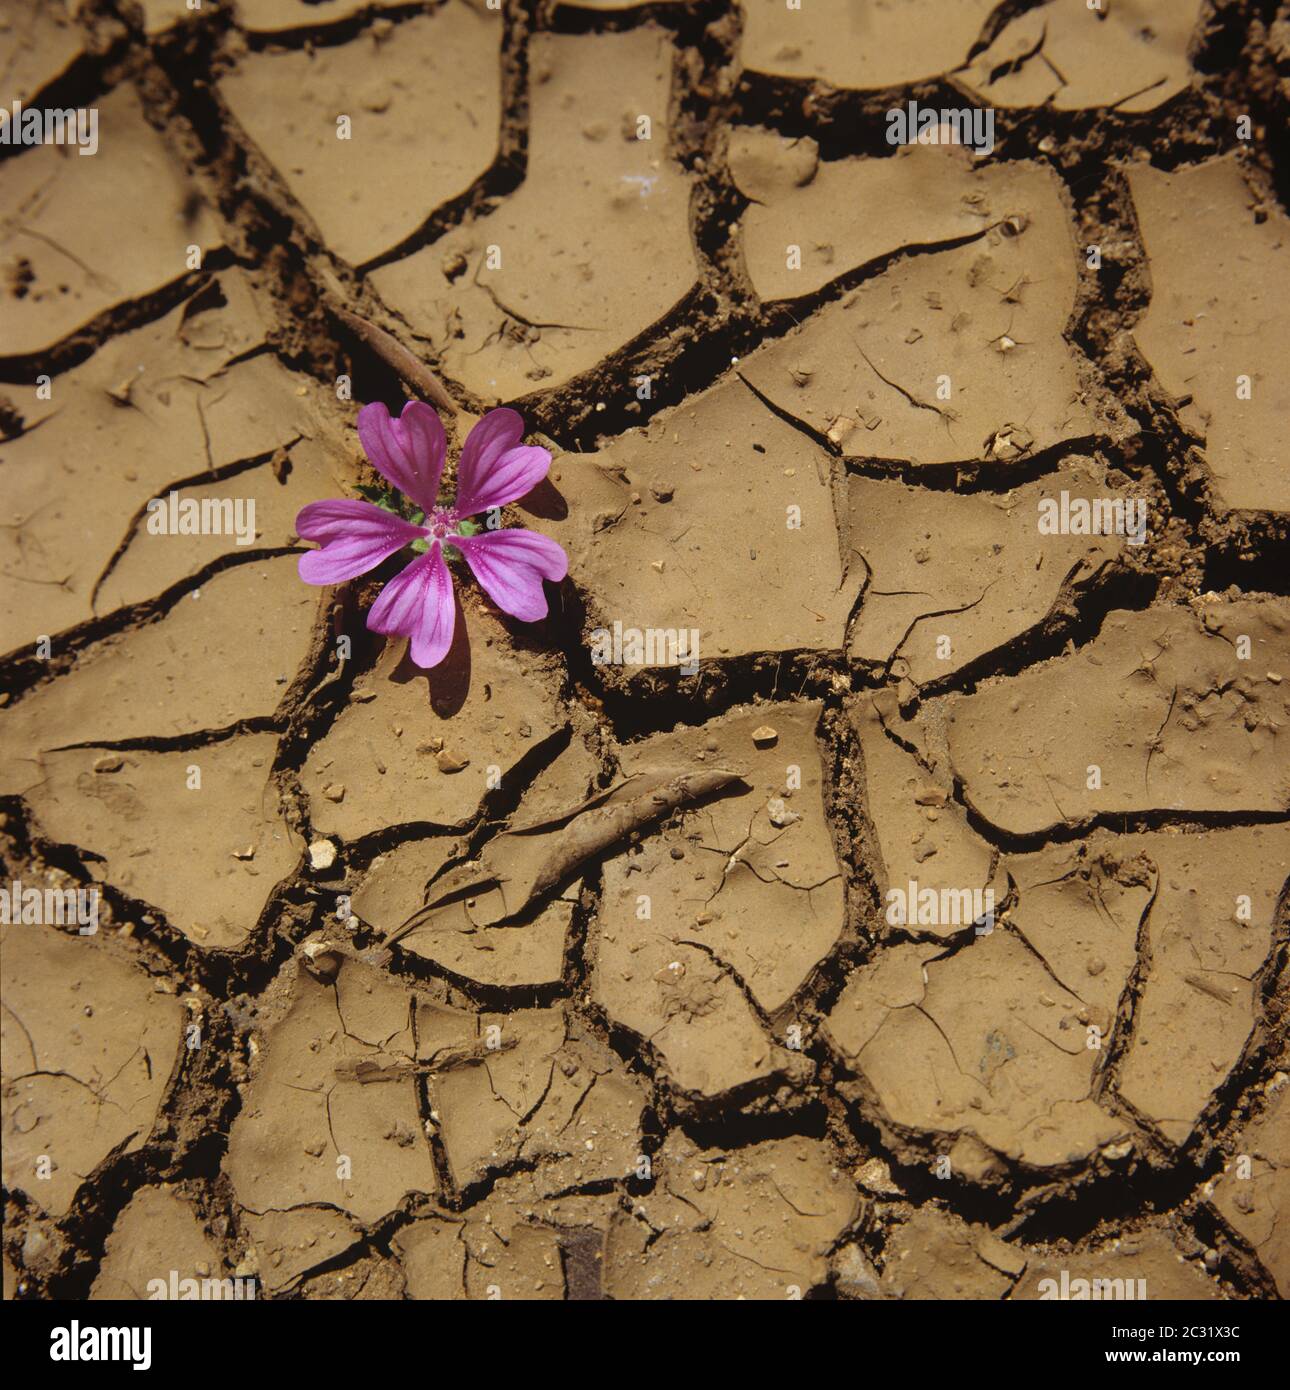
295 402 568 669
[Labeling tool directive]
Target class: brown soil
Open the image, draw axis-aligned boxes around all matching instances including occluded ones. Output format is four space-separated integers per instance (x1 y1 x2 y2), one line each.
1 0 1287 1303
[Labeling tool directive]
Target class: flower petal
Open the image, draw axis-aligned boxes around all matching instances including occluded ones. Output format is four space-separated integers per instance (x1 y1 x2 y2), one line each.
295 498 425 584
366 541 456 669
454 408 550 516
357 400 447 513
448 528 568 622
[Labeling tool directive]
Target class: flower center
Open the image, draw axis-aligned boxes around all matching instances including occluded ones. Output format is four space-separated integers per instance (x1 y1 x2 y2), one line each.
426 507 456 541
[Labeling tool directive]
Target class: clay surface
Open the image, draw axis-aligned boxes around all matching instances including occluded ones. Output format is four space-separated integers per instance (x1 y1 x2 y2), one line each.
1 0 1285 1308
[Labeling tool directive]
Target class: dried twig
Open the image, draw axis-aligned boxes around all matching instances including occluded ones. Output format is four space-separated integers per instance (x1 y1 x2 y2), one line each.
384 768 746 947
332 1036 518 1084
331 305 459 416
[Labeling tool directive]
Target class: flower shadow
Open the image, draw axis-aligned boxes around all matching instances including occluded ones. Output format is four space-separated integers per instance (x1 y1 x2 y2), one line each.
517 476 568 522
388 586 472 717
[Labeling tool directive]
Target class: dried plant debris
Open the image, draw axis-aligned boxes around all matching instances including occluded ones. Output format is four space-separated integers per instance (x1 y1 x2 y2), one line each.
590 704 843 1099
1 0 1287 1307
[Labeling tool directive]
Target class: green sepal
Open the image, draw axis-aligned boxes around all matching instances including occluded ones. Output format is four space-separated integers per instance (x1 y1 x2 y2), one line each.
355 483 403 515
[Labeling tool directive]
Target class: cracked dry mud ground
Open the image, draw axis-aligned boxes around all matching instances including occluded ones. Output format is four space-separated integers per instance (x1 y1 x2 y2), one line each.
1 0 1287 1305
